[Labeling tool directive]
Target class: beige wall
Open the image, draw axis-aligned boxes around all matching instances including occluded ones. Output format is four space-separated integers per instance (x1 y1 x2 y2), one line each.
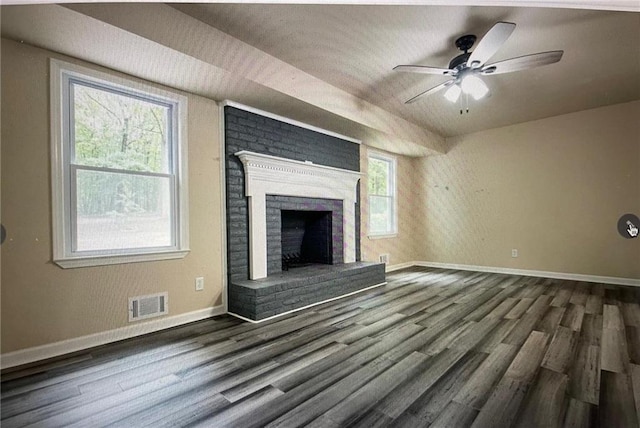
2 37 638 359
422 100 640 279
360 146 426 267
1 39 225 353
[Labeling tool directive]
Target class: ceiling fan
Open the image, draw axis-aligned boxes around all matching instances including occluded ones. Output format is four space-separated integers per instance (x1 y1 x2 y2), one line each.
394 22 563 105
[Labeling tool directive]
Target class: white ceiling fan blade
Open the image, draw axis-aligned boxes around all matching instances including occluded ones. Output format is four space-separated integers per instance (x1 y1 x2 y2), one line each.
393 65 452 75
467 22 516 68
405 80 455 104
482 51 564 75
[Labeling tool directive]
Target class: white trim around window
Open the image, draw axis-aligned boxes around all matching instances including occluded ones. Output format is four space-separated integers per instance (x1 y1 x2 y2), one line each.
50 59 189 268
367 151 397 238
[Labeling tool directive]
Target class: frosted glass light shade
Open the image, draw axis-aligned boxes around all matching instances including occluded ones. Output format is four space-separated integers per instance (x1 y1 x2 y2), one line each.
444 84 461 103
461 75 489 100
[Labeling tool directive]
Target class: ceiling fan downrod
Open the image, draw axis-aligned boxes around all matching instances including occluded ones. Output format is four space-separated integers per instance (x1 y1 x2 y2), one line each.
450 34 477 70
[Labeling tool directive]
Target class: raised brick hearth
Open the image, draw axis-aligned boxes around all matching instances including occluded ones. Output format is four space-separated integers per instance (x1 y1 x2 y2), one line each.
229 262 385 320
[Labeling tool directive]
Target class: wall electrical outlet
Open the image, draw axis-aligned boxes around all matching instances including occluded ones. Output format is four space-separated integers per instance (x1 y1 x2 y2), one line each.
511 249 518 258
195 277 204 291
379 254 389 264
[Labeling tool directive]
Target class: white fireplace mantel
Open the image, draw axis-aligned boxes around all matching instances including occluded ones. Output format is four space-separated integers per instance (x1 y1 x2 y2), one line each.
235 151 362 280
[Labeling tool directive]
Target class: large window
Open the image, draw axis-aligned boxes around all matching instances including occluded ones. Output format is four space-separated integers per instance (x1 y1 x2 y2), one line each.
368 152 397 237
51 60 189 268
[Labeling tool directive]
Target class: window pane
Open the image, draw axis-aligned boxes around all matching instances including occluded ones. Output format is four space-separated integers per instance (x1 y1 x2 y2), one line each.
368 157 389 196
369 195 393 234
73 83 170 173
75 169 173 251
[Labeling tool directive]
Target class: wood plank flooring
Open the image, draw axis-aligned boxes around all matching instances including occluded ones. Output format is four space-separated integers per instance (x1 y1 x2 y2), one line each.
3 267 640 427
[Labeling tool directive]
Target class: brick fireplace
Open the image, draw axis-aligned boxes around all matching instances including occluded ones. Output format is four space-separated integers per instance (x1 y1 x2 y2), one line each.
223 103 385 321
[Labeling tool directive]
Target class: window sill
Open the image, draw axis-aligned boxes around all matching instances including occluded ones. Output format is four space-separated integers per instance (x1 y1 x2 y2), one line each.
54 249 190 269
367 233 398 240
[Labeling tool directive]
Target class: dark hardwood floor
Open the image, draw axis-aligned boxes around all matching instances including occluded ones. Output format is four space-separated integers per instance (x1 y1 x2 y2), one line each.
2 267 640 427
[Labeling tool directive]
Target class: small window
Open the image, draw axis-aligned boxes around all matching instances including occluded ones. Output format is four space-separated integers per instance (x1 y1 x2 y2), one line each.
368 152 397 237
51 60 189 268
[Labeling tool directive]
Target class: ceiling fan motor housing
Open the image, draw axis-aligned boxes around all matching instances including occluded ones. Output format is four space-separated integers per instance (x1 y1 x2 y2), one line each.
449 52 471 70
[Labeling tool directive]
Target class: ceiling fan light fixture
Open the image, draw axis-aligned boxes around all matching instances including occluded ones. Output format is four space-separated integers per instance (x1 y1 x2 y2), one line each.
444 84 461 103
461 75 489 100
394 21 562 106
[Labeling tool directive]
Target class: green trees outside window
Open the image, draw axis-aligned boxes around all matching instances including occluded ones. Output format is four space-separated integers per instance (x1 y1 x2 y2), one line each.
70 83 175 252
368 154 396 236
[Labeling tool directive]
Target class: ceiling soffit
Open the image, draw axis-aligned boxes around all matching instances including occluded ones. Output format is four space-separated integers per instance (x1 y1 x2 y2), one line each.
0 4 445 156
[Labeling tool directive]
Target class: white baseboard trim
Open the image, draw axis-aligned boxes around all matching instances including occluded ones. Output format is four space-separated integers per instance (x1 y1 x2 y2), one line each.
1 305 225 370
398 261 640 287
228 281 387 324
386 262 417 273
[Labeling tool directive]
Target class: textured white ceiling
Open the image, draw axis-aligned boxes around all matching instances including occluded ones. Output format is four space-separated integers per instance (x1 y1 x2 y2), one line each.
174 4 640 137
1 3 638 155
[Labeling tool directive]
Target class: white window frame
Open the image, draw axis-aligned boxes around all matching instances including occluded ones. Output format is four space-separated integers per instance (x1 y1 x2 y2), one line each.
367 151 397 239
50 59 189 268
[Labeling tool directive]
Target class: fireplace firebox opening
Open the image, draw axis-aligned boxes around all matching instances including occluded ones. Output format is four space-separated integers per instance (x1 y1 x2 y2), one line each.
281 210 332 270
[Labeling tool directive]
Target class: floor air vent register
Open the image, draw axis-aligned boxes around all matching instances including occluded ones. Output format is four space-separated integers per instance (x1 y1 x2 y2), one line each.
128 292 168 322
